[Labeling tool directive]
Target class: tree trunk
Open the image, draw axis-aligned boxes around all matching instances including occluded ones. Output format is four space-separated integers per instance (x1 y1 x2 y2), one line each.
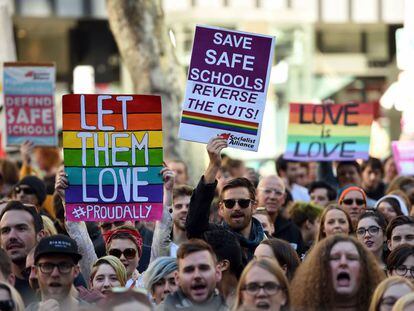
106 0 206 184
106 0 184 160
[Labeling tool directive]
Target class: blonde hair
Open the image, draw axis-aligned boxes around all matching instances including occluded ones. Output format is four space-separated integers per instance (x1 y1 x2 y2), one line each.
0 281 25 311
233 258 290 311
90 255 127 287
41 215 57 236
369 276 414 311
392 292 414 311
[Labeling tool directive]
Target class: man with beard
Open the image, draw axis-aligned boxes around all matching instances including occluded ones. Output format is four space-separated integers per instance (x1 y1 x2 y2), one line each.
26 234 86 311
0 200 45 305
157 239 226 310
151 168 193 260
257 175 305 255
186 137 264 263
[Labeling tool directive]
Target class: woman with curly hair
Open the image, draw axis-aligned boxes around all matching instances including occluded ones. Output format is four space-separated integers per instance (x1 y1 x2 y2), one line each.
315 204 353 243
368 276 413 311
290 235 385 311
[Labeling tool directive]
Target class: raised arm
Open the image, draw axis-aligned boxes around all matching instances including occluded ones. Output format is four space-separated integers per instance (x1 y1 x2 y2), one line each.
185 137 227 238
55 170 98 282
150 167 175 262
19 140 36 178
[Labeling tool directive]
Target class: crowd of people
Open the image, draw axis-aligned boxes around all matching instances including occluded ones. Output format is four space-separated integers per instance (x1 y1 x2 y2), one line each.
0 136 413 310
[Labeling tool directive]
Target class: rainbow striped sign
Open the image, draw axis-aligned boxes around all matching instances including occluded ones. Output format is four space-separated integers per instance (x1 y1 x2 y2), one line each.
178 25 275 151
62 94 163 222
284 102 373 161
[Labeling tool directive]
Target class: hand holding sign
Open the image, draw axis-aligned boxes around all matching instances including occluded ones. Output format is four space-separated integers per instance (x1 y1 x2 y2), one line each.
205 136 227 183
161 167 175 192
20 140 34 165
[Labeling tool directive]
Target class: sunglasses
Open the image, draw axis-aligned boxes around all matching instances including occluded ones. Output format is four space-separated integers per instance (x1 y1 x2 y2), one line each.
108 248 137 260
341 198 365 206
15 186 36 195
222 199 252 209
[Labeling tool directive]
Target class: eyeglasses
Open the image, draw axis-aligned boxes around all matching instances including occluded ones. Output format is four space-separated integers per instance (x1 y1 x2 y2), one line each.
222 199 252 209
108 248 137 260
356 226 381 237
100 221 126 232
0 300 15 311
15 186 36 195
259 188 284 196
341 198 365 206
37 262 74 274
241 282 283 295
394 265 414 277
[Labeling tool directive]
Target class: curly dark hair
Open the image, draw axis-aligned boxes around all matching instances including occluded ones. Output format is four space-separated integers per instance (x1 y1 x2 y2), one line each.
290 235 385 311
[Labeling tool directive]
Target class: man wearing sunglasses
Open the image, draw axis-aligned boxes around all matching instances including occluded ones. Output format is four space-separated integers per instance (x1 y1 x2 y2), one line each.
26 234 86 311
186 137 264 263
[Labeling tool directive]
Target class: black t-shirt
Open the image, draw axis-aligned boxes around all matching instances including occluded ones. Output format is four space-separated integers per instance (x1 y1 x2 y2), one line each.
14 276 38 306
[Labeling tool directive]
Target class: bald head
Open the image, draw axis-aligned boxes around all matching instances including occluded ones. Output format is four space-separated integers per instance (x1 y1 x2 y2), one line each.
257 175 286 218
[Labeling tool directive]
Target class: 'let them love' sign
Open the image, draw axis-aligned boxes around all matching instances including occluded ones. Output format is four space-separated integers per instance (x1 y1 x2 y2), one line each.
62 94 163 222
285 102 373 161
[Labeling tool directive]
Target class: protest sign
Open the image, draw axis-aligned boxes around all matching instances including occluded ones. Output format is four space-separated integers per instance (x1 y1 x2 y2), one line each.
392 141 414 175
0 133 5 158
284 102 373 161
3 62 57 146
178 25 275 151
62 94 163 222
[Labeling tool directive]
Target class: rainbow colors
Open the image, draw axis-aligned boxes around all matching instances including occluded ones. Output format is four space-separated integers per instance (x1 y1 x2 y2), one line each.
62 94 163 222
284 103 373 161
181 110 259 135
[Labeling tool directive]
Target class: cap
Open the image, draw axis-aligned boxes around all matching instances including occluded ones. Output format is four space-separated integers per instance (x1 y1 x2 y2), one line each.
17 176 47 206
34 234 82 264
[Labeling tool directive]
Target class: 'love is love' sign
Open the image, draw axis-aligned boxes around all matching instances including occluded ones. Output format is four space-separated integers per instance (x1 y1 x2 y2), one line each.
62 94 163 222
179 25 275 151
284 102 373 161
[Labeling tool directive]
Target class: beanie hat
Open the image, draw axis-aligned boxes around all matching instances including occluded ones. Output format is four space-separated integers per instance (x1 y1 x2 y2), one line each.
17 176 47 206
337 185 367 204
